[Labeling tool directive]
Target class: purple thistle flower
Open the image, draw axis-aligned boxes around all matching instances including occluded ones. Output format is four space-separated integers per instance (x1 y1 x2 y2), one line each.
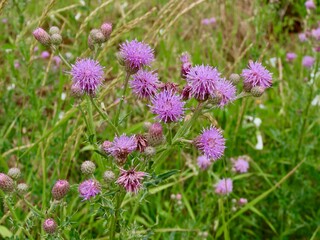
180 52 191 63
119 39 154 73
197 155 211 170
33 28 51 46
43 218 57 234
241 61 272 90
215 178 233 195
70 58 104 95
286 52 297 62
78 179 101 200
180 52 192 78
311 27 320 41
196 126 225 160
214 79 236 107
305 0 316 9
186 65 223 101
52 180 70 200
298 33 307 42
116 168 146 194
41 51 50 59
150 90 185 123
302 56 315 68
232 158 249 173
130 70 159 99
106 134 137 164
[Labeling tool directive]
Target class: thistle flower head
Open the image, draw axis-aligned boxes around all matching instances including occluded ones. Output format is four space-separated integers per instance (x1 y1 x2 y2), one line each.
151 90 185 123
181 85 192 100
78 179 101 200
135 134 148 153
241 61 272 90
298 33 307 42
305 0 316 9
81 161 96 175
0 173 14 192
312 27 320 41
130 70 159 99
302 56 315 68
17 183 29 194
286 52 297 62
70 58 104 95
197 155 211 170
186 65 223 101
100 22 112 39
106 134 137 164
232 158 249 173
43 218 57 234
52 180 70 200
215 178 233 195
196 126 225 160
119 39 154 73
147 122 165 146
103 170 115 182
7 167 21 180
214 79 236 107
116 168 146 194
33 28 51 46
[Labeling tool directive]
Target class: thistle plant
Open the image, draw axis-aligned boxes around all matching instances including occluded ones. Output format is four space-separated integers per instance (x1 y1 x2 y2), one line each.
1 1 319 239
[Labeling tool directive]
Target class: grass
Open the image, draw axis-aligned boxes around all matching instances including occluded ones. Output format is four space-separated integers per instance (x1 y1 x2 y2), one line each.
0 0 319 239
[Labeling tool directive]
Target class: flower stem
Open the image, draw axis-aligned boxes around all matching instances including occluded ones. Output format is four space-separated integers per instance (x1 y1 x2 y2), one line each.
110 191 126 240
115 72 131 126
86 95 95 141
51 46 71 69
90 97 119 135
295 54 319 162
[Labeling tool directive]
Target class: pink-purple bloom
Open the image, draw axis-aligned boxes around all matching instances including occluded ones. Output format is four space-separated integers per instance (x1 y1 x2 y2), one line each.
186 65 223 100
241 61 272 90
215 178 233 195
150 90 185 123
197 155 211 170
286 52 297 62
78 179 101 200
202 17 216 26
298 33 307 42
302 56 315 68
41 51 50 59
116 168 146 193
119 39 154 73
53 56 62 66
70 58 104 95
196 126 225 160
232 158 249 173
305 0 316 9
130 70 159 99
106 134 137 161
214 79 236 107
311 27 320 41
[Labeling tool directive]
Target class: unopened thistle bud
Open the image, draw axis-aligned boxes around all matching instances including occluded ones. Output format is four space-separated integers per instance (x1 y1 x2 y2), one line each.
181 62 192 79
100 22 112 39
181 85 192 101
144 146 156 156
52 180 70 200
135 134 148 153
7 167 21 180
103 170 115 182
43 218 57 234
50 33 62 45
251 86 265 97
146 123 165 146
49 26 60 35
17 183 28 194
0 173 14 192
81 161 96 175
33 28 51 46
243 82 253 92
229 73 240 85
90 29 106 44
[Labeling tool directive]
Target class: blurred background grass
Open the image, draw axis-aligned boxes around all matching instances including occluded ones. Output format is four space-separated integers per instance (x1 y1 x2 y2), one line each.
0 0 319 239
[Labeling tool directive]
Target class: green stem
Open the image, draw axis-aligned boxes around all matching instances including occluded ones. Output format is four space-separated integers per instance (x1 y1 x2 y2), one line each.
90 97 119 135
51 46 71 69
115 73 131 126
16 194 45 218
110 192 126 240
172 102 204 143
86 95 95 140
295 54 319 162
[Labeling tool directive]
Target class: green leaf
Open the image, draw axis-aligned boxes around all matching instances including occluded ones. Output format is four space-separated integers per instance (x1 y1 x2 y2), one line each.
0 225 13 238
